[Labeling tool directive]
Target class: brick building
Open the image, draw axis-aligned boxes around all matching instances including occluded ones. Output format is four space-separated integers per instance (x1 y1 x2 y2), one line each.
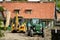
0 2 55 18
0 2 55 27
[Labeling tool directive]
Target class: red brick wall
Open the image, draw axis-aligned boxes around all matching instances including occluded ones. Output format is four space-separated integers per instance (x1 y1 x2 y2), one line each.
0 2 55 19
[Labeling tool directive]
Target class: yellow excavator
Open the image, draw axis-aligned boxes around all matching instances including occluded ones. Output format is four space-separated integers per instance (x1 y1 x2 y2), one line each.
11 12 27 33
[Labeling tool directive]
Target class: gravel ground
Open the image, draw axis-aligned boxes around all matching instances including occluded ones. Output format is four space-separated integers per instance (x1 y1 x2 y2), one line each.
0 31 44 40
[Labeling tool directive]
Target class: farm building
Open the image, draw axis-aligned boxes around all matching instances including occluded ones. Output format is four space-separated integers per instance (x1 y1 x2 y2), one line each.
0 2 55 28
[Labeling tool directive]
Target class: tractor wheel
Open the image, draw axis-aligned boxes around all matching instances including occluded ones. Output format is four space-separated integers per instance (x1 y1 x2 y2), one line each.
26 27 31 36
42 29 44 37
11 30 17 33
42 33 44 37
30 29 34 37
25 30 30 36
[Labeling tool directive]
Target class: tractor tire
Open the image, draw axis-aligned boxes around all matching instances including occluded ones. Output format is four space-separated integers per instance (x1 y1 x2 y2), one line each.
25 30 30 36
42 33 44 37
26 27 31 36
41 28 44 37
28 31 30 36
11 30 17 33
30 29 34 37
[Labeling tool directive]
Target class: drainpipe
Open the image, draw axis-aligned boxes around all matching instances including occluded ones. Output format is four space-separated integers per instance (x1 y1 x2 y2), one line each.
54 0 57 20
54 0 57 25
55 0 58 20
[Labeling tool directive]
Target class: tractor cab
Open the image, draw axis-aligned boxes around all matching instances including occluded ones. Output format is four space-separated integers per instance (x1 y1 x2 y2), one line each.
26 18 44 37
31 18 41 32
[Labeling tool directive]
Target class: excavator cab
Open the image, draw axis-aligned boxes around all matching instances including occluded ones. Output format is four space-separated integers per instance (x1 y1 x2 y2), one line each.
18 17 27 33
11 10 27 33
11 12 27 33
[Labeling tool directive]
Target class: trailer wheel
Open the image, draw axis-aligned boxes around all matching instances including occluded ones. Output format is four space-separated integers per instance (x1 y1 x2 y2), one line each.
30 29 34 37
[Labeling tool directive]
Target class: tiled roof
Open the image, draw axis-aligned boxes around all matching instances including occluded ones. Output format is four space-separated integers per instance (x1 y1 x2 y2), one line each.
0 2 55 19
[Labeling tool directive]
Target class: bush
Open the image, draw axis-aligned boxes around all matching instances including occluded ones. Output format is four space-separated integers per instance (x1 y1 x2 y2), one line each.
0 6 4 12
0 6 4 38
0 30 4 38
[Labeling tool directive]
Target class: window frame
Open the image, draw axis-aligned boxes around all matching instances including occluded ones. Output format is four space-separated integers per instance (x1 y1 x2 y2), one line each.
14 9 20 14
25 9 32 14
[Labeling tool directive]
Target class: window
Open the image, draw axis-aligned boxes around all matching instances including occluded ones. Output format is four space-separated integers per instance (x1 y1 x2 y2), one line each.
32 18 39 24
25 10 32 14
14 9 20 14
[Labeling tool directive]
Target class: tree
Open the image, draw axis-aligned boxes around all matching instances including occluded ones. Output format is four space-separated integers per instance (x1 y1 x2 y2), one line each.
0 6 4 19
0 6 4 12
55 0 60 12
0 6 4 38
0 6 4 28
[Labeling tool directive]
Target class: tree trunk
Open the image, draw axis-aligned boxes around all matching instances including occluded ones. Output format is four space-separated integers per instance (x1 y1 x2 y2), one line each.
5 11 11 30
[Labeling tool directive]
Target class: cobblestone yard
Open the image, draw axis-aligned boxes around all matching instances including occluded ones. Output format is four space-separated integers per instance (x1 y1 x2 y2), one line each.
0 31 44 40
0 27 54 40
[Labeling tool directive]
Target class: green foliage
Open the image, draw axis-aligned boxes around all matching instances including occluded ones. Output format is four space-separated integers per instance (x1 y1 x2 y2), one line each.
0 18 5 38
55 0 60 12
0 6 4 12
57 1 60 8
0 19 3 26
0 30 4 38
54 0 60 2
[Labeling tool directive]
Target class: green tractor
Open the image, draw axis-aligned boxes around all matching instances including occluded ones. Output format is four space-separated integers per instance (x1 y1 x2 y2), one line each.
26 18 44 37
